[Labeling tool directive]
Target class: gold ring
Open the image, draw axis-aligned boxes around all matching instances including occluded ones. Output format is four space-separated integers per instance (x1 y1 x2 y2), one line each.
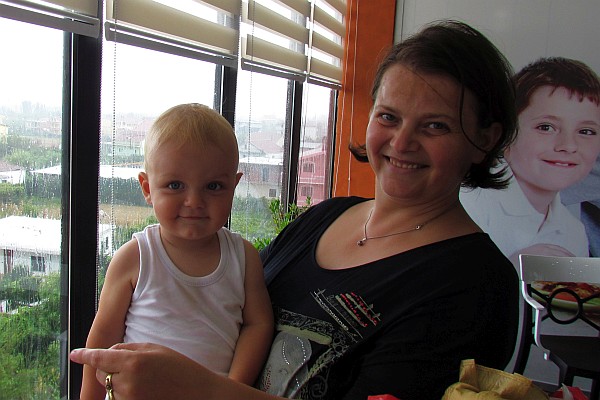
105 373 115 400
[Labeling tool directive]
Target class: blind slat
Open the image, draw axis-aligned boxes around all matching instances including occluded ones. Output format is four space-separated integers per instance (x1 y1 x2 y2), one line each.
322 0 345 17
310 57 342 82
244 34 307 72
277 0 310 16
247 0 308 45
42 0 97 16
105 22 238 67
313 5 344 37
312 31 343 59
202 0 240 15
107 0 238 55
0 0 99 37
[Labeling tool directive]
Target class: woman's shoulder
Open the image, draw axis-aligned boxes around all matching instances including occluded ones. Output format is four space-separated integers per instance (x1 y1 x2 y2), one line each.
289 196 369 226
445 232 511 261
421 231 499 252
311 196 369 210
414 233 515 276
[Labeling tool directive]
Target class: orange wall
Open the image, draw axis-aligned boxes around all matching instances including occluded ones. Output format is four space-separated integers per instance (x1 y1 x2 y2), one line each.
332 0 397 198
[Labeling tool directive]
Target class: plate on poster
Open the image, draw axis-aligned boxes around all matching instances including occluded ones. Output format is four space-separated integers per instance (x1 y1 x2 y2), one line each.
531 281 600 313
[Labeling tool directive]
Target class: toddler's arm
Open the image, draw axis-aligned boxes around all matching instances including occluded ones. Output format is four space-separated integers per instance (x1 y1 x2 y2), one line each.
80 238 139 400
228 240 274 385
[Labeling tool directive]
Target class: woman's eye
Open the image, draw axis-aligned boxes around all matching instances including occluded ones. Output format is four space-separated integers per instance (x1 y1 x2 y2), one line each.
578 128 597 136
207 182 223 191
168 182 183 190
378 113 396 123
427 122 447 129
424 122 450 134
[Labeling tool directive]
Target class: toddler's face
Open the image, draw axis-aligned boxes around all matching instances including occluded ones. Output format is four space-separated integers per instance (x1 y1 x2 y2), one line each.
506 85 600 193
141 140 241 244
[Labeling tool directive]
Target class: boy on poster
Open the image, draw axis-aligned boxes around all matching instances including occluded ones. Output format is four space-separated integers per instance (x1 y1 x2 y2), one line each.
461 57 600 267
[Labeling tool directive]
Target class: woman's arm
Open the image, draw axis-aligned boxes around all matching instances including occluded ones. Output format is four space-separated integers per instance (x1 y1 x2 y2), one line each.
80 239 138 400
70 343 282 400
228 240 274 385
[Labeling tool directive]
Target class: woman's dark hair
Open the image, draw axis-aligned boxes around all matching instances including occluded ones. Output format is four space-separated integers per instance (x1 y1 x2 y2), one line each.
349 20 517 189
514 57 600 115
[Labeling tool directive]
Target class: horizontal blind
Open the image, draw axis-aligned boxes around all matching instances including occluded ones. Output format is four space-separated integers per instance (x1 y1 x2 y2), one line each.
0 0 100 37
241 0 309 81
242 0 346 87
105 0 241 67
308 0 345 86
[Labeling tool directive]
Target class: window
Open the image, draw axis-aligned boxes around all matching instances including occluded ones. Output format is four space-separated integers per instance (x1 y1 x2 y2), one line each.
303 162 315 173
31 255 46 273
3 249 13 275
0 16 66 398
231 69 289 243
262 167 270 181
0 0 344 396
98 39 218 292
300 185 313 197
296 83 336 205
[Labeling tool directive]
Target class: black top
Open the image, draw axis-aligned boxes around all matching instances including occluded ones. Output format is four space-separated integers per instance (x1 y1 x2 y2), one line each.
259 196 519 400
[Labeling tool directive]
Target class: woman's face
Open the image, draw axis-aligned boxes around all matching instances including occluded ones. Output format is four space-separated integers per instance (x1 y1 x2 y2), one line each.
366 64 497 205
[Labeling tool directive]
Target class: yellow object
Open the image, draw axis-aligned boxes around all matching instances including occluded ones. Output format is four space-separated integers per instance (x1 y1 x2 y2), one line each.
442 359 549 400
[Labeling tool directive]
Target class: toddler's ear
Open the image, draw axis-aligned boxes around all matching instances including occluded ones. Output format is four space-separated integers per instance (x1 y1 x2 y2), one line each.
235 172 243 186
138 172 152 204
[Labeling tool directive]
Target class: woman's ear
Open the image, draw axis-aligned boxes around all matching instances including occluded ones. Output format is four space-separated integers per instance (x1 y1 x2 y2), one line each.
480 122 502 151
138 172 152 205
474 122 502 163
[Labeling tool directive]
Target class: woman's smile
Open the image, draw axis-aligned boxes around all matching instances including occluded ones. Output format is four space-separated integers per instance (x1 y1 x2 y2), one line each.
386 156 426 169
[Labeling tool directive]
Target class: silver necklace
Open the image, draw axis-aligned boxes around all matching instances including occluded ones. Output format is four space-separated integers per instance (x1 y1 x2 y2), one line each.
356 204 455 246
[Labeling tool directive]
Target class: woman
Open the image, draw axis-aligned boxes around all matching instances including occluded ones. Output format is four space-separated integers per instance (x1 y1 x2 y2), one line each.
71 20 519 400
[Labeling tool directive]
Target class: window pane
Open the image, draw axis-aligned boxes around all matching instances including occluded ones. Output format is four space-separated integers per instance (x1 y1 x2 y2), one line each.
0 17 65 398
297 83 335 206
99 41 217 290
231 69 289 247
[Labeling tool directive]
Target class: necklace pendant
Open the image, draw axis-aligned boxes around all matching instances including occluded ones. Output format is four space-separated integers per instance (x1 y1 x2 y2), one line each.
357 238 366 246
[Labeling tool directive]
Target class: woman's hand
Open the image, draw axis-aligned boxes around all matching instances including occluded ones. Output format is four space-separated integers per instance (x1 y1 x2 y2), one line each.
70 343 217 400
71 343 277 400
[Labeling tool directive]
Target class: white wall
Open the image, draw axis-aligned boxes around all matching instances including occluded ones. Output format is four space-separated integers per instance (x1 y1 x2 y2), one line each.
395 0 600 75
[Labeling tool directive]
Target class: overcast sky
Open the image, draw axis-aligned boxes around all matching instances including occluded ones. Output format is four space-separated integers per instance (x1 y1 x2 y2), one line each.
0 18 63 109
0 16 329 122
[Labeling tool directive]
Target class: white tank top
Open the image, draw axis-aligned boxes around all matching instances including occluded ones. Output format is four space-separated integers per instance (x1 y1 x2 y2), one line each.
124 224 246 376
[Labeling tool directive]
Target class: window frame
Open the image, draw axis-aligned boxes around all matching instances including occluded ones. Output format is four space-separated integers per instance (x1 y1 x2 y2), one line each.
66 31 102 398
